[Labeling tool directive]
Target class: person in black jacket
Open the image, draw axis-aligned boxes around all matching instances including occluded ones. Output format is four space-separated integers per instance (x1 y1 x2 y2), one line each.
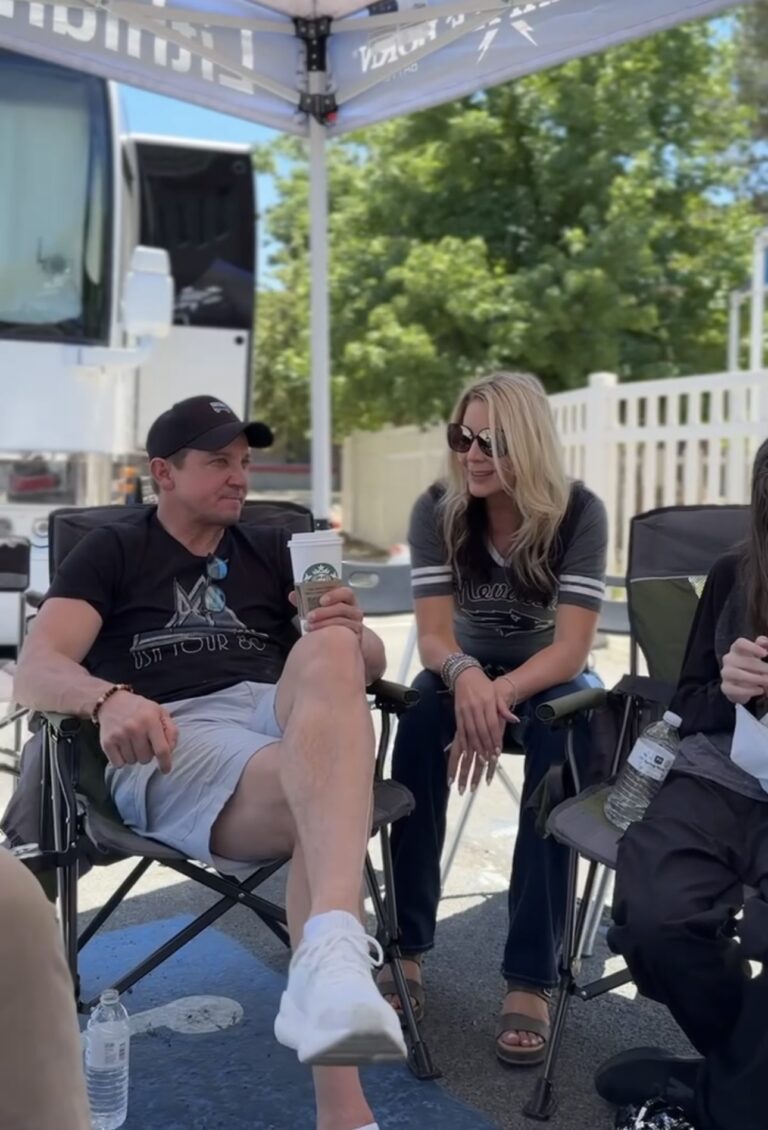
600 438 768 1130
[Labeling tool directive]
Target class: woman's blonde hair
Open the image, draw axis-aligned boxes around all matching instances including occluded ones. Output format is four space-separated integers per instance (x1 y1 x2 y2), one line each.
440 371 570 596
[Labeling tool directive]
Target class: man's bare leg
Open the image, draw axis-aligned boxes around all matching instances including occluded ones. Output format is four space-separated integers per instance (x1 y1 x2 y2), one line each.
274 626 375 916
288 846 375 1130
212 627 376 915
270 629 401 1067
211 627 400 1119
212 757 375 1130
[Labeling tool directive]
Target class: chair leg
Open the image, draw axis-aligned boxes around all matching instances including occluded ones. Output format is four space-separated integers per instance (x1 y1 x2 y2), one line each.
396 620 418 686
78 858 153 952
441 761 521 890
580 866 613 960
47 728 81 1002
370 836 440 1081
440 787 480 890
494 761 521 806
524 853 598 1121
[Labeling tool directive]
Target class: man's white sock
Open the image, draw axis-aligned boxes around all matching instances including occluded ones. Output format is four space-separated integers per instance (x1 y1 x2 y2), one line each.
302 909 362 944
354 1123 379 1129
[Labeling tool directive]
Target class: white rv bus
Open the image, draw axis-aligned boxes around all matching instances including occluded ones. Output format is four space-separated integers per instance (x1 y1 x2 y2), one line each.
0 48 257 648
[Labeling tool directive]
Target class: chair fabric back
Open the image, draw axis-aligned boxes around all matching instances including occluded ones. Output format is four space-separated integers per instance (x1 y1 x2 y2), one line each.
48 500 314 575
626 504 749 686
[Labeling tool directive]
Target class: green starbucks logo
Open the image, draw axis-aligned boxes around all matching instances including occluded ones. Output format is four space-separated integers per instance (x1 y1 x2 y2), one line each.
302 562 339 582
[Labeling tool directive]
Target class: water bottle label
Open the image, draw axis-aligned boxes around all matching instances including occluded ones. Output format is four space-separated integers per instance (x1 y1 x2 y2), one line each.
87 1030 129 1071
627 738 675 782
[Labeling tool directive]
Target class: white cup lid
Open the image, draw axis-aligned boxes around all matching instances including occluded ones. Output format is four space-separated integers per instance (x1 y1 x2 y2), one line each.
288 531 342 545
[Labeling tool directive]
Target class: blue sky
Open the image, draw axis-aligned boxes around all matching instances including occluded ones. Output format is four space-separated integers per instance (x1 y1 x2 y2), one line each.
120 85 282 282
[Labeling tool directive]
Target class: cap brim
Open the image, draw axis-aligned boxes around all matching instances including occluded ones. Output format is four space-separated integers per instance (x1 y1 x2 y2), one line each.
193 420 274 452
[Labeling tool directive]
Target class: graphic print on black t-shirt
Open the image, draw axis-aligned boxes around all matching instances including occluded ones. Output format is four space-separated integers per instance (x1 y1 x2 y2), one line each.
129 569 271 674
45 510 299 703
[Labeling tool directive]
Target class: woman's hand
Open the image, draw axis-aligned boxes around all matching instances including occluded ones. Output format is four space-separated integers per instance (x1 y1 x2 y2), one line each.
449 667 518 792
721 636 768 705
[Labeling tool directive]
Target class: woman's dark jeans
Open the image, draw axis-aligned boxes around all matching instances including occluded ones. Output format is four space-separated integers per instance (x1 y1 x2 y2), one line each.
389 668 599 989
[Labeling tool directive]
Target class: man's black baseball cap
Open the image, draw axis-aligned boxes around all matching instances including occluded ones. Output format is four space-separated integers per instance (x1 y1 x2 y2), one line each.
146 396 273 460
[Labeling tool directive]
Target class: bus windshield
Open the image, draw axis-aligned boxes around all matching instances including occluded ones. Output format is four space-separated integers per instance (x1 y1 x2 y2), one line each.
0 51 111 342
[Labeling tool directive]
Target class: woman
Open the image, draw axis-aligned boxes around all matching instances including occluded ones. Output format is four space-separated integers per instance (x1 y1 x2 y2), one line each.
603 438 768 1130
379 371 607 1066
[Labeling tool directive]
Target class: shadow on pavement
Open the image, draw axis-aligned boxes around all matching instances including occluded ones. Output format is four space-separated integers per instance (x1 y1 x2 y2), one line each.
75 862 693 1130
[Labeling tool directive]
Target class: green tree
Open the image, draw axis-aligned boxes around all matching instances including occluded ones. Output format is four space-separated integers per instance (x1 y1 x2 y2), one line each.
254 19 761 451
736 0 768 140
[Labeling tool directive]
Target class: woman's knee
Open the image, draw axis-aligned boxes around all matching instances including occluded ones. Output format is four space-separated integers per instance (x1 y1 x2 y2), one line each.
611 827 725 960
527 672 598 710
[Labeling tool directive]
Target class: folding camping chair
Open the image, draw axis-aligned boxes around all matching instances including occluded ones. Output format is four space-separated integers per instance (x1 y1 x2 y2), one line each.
0 535 33 774
522 503 750 1122
0 499 439 1080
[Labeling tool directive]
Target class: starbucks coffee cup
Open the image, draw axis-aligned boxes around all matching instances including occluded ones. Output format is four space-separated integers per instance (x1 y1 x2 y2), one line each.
287 530 344 629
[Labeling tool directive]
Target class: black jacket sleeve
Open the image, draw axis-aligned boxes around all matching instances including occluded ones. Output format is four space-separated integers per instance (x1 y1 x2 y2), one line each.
671 554 738 738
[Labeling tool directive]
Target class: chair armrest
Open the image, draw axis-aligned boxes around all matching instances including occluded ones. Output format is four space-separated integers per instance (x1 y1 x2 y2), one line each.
535 687 608 725
368 679 420 714
612 674 676 707
25 590 45 610
35 711 81 737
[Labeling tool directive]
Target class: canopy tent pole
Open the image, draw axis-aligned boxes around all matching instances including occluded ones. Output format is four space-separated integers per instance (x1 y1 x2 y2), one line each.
308 99 332 528
749 227 767 372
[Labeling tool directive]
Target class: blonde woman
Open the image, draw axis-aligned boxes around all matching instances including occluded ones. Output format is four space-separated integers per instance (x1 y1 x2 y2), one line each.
378 372 607 1066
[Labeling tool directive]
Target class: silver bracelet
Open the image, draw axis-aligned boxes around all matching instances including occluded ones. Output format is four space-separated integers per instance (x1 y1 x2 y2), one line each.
441 652 482 693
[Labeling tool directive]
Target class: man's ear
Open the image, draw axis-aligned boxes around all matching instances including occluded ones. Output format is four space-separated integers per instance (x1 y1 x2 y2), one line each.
149 456 174 493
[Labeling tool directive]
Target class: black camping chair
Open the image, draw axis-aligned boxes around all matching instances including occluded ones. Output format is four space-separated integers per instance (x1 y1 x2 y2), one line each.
522 503 750 1121
0 535 31 774
1 500 438 1081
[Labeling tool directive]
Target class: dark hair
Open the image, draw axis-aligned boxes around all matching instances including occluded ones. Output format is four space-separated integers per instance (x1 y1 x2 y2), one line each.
744 438 768 638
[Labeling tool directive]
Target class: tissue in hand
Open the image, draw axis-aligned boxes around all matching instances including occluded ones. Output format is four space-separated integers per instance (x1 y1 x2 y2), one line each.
731 704 768 793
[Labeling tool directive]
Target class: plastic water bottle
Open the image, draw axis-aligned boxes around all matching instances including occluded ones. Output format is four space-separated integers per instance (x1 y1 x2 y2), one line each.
604 711 682 831
85 989 130 1129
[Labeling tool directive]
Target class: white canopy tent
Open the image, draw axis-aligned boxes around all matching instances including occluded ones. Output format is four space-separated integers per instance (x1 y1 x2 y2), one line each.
0 0 752 521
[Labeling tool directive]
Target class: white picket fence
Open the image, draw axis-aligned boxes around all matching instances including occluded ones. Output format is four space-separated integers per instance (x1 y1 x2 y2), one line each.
342 368 768 572
554 370 768 573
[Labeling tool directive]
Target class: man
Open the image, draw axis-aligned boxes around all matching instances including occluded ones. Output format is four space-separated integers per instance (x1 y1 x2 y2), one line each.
13 395 404 1130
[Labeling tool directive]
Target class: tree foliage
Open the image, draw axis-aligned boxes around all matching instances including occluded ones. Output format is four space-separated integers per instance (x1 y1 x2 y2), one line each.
253 19 761 454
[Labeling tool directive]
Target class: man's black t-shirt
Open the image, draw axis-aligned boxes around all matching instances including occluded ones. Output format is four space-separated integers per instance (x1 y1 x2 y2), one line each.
46 509 299 703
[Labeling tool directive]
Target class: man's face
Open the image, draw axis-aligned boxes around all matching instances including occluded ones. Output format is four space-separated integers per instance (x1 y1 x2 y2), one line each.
160 434 251 524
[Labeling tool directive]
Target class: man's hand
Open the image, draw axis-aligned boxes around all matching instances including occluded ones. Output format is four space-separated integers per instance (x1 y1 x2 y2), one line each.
721 636 768 705
97 690 178 774
290 586 364 640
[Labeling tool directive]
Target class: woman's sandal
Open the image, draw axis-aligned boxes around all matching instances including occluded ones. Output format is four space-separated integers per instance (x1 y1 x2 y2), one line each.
495 985 552 1067
376 956 426 1026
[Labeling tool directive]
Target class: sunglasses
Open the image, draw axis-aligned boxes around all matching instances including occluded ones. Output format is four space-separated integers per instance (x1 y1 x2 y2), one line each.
447 423 508 459
204 554 229 612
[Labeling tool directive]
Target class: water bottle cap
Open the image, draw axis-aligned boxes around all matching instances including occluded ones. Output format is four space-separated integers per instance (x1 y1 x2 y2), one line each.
662 711 682 729
100 989 120 1006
